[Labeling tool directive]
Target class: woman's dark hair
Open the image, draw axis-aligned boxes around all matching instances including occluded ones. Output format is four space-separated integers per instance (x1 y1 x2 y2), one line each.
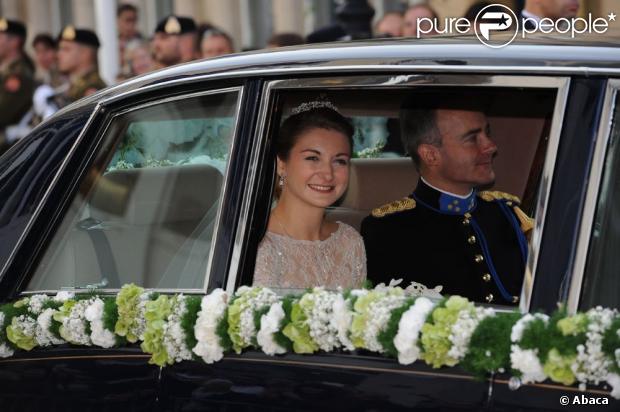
276 107 354 160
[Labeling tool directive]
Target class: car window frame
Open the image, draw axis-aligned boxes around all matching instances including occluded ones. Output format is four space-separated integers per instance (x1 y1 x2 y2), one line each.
568 78 620 313
20 86 245 296
227 73 570 314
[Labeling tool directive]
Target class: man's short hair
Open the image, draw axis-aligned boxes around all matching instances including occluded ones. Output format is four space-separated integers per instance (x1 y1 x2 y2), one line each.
32 33 56 50
117 3 137 17
400 93 490 169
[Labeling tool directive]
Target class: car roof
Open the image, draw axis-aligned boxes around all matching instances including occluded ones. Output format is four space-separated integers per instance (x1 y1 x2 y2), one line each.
59 33 620 115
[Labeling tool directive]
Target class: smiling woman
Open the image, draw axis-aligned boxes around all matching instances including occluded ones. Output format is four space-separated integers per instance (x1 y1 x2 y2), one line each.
252 103 367 290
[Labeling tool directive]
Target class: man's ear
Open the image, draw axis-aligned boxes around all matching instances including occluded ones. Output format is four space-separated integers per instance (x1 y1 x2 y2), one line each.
418 144 440 167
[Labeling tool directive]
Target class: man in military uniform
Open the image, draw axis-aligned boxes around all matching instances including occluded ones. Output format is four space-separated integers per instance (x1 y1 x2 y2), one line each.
361 95 533 305
152 15 197 68
0 18 35 154
55 26 106 108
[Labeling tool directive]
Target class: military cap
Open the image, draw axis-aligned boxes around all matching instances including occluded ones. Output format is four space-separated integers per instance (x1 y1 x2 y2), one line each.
0 18 27 38
58 26 100 48
154 15 196 35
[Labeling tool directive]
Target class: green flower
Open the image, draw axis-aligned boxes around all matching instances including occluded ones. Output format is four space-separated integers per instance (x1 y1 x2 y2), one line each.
557 314 588 336
543 348 576 385
6 316 37 350
420 296 473 368
53 300 76 343
13 297 29 309
282 299 318 354
140 295 173 366
350 289 404 350
227 287 272 353
115 284 145 343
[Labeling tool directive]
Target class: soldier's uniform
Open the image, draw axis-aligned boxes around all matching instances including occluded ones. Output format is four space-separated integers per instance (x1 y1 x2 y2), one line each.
0 18 35 151
361 179 533 305
54 26 106 108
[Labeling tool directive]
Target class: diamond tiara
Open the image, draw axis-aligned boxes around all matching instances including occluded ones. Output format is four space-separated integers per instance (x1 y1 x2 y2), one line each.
290 100 339 115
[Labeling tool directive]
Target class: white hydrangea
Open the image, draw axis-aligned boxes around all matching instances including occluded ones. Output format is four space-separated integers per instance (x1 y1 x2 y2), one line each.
193 289 229 363
27 294 49 315
163 296 193 364
301 289 342 352
572 307 617 386
448 306 495 361
60 298 95 345
36 308 65 346
84 298 116 348
363 294 407 353
509 313 549 384
394 297 434 365
257 301 287 356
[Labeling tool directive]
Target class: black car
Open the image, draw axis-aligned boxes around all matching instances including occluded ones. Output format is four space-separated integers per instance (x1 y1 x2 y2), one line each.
1 35 619 411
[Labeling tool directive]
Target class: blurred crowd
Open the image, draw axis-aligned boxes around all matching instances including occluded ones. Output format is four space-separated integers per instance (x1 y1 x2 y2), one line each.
0 0 581 155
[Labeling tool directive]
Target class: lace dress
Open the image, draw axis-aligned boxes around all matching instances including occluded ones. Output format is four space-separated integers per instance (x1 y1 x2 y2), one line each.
253 222 367 290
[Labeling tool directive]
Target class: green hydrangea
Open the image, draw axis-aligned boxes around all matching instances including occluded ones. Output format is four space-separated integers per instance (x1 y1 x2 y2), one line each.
350 289 404 350
53 300 76 342
6 316 37 350
227 287 275 354
140 295 173 366
543 348 576 385
115 284 145 343
557 314 588 336
282 297 318 354
420 296 473 368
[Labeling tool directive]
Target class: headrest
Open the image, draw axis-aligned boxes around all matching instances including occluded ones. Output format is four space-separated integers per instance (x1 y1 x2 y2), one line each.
340 158 418 210
89 164 222 225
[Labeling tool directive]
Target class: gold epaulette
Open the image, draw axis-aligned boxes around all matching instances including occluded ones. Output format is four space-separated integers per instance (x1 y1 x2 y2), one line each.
478 191 534 234
371 197 416 218
478 190 521 205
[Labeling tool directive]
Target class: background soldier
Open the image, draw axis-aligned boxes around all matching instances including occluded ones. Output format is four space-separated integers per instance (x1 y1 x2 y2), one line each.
55 26 106 108
152 15 197 68
0 18 35 154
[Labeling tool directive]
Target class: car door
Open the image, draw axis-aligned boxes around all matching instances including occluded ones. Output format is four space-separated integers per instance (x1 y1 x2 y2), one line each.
157 72 570 411
0 79 250 411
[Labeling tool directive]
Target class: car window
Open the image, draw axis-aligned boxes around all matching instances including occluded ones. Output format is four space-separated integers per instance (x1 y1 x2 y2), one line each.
243 81 562 308
27 90 241 291
579 94 620 310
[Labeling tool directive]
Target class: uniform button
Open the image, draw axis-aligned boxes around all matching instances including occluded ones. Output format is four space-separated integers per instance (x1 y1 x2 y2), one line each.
512 296 519 303
468 235 476 244
474 254 484 263
462 218 470 225
482 273 491 282
485 293 494 303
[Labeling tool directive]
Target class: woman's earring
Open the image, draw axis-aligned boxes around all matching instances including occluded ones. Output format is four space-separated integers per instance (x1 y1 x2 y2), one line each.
278 174 285 187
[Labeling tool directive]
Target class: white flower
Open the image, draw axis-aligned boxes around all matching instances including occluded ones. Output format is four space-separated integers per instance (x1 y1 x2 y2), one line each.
331 294 354 351
394 297 434 365
448 306 495 361
235 287 279 350
36 308 64 346
509 313 548 384
572 307 617 386
163 296 193 363
84 299 116 348
363 293 407 353
510 346 546 383
193 289 228 364
54 291 74 302
28 294 48 315
0 312 14 357
607 373 620 399
60 298 95 345
257 301 287 355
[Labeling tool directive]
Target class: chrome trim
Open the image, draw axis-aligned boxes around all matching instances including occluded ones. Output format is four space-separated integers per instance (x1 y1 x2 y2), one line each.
225 83 274 295
223 74 569 313
100 65 620 106
521 78 571 313
20 87 244 296
0 103 103 281
567 80 620 313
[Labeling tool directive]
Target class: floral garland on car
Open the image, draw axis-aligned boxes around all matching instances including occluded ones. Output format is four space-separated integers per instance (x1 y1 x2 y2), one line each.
1 284 619 399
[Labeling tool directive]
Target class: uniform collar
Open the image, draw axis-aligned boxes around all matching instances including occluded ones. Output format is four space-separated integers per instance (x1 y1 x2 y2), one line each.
413 178 477 215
